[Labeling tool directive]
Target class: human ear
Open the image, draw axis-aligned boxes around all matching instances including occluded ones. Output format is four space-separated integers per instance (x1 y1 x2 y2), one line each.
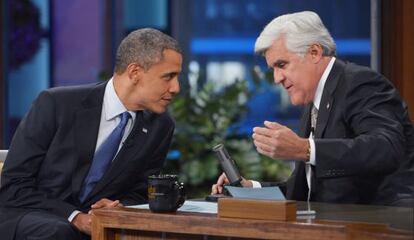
126 63 142 84
308 44 323 63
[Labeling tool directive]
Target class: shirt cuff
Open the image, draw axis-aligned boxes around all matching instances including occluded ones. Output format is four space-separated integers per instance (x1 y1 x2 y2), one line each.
68 210 82 223
251 180 262 188
309 138 316 165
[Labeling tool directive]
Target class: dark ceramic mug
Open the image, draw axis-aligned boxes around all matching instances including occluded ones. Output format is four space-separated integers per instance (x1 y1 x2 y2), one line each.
148 174 185 213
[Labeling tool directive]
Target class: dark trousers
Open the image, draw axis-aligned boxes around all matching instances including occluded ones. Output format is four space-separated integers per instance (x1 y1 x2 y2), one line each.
391 197 414 208
15 211 89 240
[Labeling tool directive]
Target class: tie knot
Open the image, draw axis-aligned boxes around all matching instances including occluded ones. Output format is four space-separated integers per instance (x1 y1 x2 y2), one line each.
120 111 131 123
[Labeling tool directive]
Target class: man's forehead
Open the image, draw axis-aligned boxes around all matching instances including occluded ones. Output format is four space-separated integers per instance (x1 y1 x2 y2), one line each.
156 49 182 63
162 48 182 56
265 50 287 67
264 39 292 65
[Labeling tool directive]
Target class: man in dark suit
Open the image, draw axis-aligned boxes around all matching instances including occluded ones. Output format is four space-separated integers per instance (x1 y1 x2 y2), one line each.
0 28 182 239
212 11 414 206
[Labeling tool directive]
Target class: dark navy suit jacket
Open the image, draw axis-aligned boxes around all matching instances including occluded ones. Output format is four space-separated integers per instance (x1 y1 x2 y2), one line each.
0 82 175 239
264 59 414 205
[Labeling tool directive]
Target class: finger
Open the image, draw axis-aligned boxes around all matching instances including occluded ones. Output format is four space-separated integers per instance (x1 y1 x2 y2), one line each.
213 173 228 194
211 183 224 194
217 185 223 193
254 139 276 153
256 146 273 158
109 200 120 207
252 134 278 153
253 127 276 137
211 184 216 194
90 202 101 209
254 140 276 153
216 173 228 185
252 132 274 144
91 202 103 209
264 121 284 129
222 173 229 184
211 184 219 194
91 198 110 208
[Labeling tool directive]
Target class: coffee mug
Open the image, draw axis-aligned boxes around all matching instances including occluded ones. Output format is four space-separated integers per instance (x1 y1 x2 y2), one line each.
148 174 185 213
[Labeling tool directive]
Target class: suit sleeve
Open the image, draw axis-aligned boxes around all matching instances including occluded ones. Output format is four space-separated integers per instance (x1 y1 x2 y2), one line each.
314 70 407 178
120 122 175 205
0 91 77 218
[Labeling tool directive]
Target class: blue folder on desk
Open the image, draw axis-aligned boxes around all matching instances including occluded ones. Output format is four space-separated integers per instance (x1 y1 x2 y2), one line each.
225 186 286 200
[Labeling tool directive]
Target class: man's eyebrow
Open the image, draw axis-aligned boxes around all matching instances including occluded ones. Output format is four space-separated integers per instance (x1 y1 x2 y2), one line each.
161 71 179 77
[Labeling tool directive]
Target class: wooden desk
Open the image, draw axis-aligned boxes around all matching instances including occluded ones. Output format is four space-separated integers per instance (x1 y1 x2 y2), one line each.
92 201 413 240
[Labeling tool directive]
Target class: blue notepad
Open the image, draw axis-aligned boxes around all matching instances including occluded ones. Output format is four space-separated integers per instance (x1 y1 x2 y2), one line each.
225 186 286 200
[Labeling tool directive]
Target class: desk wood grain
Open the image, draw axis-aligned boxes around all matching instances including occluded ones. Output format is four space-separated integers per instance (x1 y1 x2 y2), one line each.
91 202 413 240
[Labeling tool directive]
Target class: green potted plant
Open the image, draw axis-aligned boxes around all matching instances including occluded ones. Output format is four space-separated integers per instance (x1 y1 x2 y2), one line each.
165 70 290 197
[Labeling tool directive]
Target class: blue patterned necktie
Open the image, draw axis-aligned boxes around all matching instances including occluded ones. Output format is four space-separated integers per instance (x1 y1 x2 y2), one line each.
79 111 131 202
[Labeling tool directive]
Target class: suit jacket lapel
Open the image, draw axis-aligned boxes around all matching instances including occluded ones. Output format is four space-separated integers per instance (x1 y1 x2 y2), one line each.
314 97 333 138
299 104 312 138
287 59 346 200
314 59 345 138
72 82 107 198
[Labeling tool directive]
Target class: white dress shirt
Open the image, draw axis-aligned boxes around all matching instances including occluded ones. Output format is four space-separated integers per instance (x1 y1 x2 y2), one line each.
68 78 135 222
308 57 336 165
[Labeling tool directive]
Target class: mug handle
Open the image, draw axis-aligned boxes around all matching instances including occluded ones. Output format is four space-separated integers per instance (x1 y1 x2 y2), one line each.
174 182 185 209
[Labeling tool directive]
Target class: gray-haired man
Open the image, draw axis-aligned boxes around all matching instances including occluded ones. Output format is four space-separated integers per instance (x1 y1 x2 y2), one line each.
213 11 414 207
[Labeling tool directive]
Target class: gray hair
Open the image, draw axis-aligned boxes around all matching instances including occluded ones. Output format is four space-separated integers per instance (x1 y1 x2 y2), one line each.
114 28 182 73
255 11 336 57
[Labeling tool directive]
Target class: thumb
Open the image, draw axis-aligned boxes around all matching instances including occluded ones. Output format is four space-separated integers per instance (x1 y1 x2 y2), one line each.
110 200 120 207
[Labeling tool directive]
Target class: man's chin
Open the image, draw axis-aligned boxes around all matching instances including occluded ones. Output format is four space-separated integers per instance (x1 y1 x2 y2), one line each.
290 97 306 106
148 105 168 114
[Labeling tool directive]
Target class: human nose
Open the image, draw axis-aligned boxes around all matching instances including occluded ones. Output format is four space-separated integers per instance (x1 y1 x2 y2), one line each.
169 77 180 94
273 68 284 84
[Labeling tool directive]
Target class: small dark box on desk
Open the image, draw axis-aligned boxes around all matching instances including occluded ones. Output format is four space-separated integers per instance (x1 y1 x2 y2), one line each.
218 198 297 221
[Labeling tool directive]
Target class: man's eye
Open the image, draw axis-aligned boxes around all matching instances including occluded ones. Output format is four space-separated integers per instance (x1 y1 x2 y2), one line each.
163 73 175 80
277 62 286 68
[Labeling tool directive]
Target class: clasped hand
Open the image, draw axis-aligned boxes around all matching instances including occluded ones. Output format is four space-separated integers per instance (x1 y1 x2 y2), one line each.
72 198 123 235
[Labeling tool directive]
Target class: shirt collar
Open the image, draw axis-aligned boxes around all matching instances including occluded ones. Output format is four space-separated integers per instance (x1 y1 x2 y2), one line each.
103 78 136 121
313 57 336 110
